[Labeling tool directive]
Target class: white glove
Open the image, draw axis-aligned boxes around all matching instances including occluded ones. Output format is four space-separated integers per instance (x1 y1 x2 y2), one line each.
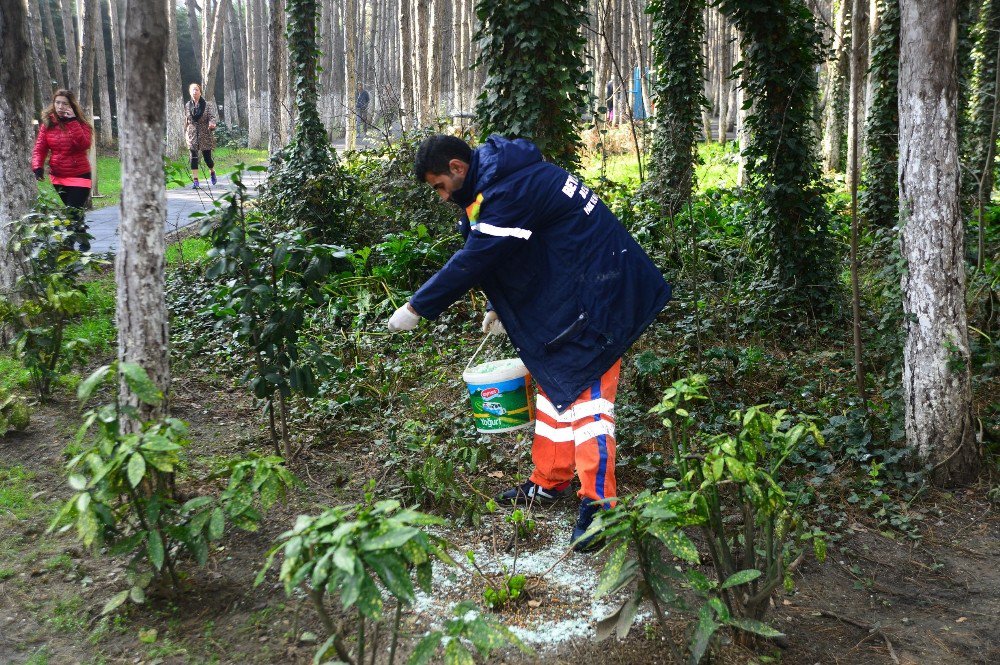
388 303 420 332
481 310 506 335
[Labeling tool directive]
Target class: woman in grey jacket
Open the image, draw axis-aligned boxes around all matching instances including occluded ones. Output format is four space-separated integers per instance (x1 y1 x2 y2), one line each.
184 83 217 188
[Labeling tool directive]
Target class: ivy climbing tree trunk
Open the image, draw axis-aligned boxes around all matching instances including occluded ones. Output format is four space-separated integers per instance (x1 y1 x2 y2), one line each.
860 0 899 227
717 0 834 310
474 0 590 169
0 0 35 343
898 0 980 486
117 0 170 429
822 0 849 172
648 0 706 218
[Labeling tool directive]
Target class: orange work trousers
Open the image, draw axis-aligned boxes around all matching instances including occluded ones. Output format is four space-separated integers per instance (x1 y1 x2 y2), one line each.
529 359 619 503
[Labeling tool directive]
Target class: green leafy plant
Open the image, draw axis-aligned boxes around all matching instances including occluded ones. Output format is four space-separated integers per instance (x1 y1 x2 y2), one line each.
52 363 299 613
258 491 455 665
408 601 533 664
1 208 106 398
200 166 345 456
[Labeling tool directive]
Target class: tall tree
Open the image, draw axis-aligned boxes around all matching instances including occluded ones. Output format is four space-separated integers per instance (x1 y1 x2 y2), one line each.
647 0 706 217
165 0 186 156
474 0 590 169
345 0 358 148
845 0 868 189
398 0 414 129
717 0 834 309
0 0 35 340
821 0 849 172
201 0 230 113
78 0 98 118
267 0 285 152
106 0 125 135
94 0 114 147
117 0 170 427
27 0 54 104
859 0 900 227
898 0 979 485
40 0 65 88
185 0 203 75
60 0 80 91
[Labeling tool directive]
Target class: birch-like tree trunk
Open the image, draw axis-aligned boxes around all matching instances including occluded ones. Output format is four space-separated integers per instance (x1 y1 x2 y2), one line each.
165 0 186 156
267 0 284 153
0 0 34 341
899 0 979 486
345 0 358 148
107 0 125 133
117 0 170 428
185 0 203 76
27 0 53 104
202 0 229 116
246 0 263 145
398 0 413 130
222 7 237 126
41 0 65 88
78 0 98 117
427 0 444 118
822 0 849 171
414 0 429 125
60 0 80 91
95 2 115 148
846 0 868 188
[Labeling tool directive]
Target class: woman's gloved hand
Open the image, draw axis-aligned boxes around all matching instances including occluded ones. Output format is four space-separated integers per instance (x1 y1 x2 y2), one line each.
482 310 506 336
388 302 420 332
33 168 44 181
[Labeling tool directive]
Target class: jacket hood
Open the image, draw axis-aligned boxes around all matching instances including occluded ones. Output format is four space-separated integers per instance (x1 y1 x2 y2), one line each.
474 135 543 192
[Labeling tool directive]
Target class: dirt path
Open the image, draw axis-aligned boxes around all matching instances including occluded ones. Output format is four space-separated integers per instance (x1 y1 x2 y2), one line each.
1 388 997 664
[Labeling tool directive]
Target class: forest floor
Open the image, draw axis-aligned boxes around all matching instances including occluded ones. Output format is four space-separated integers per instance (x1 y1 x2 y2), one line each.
1 363 997 665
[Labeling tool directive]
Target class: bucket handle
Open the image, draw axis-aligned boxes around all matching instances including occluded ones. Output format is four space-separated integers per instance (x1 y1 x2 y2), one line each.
465 332 493 372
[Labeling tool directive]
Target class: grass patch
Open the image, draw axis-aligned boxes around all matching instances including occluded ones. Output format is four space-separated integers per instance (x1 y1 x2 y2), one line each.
37 147 269 211
166 236 212 266
0 466 42 521
0 356 30 393
47 595 87 633
580 141 740 193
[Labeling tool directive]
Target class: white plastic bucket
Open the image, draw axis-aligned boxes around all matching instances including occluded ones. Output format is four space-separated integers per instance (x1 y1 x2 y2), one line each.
462 358 535 433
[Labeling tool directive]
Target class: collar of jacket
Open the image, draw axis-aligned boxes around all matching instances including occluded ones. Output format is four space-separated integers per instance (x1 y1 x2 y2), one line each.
450 150 480 209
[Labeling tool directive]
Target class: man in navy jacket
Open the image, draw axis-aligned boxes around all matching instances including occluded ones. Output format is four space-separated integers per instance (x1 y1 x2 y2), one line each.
388 134 671 551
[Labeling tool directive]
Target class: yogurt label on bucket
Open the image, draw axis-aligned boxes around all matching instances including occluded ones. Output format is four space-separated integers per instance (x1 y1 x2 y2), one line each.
466 376 534 432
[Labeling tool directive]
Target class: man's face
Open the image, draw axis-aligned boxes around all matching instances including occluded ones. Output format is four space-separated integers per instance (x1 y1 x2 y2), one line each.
424 159 468 203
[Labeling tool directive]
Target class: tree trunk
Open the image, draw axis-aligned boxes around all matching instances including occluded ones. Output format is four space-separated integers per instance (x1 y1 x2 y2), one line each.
202 0 229 116
415 0 428 125
185 0 203 76
717 18 731 143
428 0 445 118
222 5 237 126
898 0 979 486
78 0 98 118
165 0 186 157
846 0 868 188
822 0 849 171
345 0 357 148
0 0 35 342
398 0 413 130
107 0 125 136
230 0 248 127
27 0 53 105
60 0 80 91
267 0 283 153
95 1 115 148
246 0 263 145
41 0 65 88
117 0 170 429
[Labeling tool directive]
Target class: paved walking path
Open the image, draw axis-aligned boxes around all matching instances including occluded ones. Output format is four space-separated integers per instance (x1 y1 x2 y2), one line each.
84 170 267 254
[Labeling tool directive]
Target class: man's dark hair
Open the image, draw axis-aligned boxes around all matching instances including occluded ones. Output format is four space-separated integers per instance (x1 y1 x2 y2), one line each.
413 134 473 182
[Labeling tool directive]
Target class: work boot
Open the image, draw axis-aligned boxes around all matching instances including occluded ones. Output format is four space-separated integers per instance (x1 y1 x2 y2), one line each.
496 479 572 506
571 498 604 553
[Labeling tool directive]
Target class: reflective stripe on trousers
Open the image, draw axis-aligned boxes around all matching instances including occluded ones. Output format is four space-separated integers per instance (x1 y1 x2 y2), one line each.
529 359 619 503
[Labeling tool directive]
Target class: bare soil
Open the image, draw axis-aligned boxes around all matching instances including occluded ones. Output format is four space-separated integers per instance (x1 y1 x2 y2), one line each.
1 379 997 665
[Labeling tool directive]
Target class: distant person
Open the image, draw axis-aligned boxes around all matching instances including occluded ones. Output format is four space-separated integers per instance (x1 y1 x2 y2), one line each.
32 88 93 252
355 84 371 132
185 83 217 188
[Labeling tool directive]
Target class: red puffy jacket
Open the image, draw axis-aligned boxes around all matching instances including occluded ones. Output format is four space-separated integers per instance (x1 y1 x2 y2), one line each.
32 115 92 178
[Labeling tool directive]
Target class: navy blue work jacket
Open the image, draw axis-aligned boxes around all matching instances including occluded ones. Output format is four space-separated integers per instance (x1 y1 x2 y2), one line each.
410 136 672 412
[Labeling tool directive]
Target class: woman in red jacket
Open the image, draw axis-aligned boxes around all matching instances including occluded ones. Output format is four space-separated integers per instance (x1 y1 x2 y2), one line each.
32 89 93 251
